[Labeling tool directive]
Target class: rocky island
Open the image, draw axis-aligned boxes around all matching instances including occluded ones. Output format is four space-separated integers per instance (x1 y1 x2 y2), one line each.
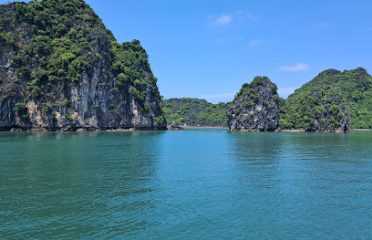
0 0 166 131
280 68 372 131
0 1 371 133
227 68 372 132
227 76 280 131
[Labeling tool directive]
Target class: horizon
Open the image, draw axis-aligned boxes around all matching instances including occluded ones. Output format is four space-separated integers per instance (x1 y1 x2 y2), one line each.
1 0 372 103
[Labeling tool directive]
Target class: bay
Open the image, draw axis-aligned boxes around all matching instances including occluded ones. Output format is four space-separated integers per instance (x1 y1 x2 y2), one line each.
1 129 372 239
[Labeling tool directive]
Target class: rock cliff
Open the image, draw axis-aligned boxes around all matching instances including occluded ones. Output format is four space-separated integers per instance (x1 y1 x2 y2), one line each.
0 0 166 131
279 68 372 132
227 76 280 131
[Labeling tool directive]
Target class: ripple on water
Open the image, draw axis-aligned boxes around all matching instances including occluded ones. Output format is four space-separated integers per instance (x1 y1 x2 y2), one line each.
1 130 372 239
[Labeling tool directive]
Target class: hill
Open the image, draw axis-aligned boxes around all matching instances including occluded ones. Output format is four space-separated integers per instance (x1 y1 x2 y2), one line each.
0 0 166 130
227 76 280 131
162 98 230 127
280 68 372 131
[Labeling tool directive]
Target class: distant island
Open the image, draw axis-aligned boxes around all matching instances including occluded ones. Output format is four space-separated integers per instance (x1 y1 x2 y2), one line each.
166 68 372 132
163 98 230 128
1 0 372 132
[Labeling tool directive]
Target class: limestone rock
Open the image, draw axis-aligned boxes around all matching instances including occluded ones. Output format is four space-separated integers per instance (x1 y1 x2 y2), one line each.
227 76 280 131
0 1 166 131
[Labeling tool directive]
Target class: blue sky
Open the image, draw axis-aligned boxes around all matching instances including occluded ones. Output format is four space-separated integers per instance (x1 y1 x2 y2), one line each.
3 1 372 102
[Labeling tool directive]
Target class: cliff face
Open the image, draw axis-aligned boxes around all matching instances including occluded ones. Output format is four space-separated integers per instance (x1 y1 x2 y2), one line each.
227 77 280 131
0 0 166 131
228 68 371 132
280 68 372 132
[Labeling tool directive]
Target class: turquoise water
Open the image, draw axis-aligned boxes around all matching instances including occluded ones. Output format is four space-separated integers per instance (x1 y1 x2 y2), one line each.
1 129 372 239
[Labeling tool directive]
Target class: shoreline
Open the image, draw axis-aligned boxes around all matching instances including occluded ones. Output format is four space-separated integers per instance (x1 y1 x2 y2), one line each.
0 127 167 132
1 126 371 132
183 126 228 129
184 127 372 133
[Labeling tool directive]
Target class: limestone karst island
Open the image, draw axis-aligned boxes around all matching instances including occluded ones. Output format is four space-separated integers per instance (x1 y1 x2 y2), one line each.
1 0 372 239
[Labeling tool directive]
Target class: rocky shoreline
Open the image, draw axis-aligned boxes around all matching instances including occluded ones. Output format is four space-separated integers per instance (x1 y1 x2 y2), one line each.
2 125 370 132
1 126 167 132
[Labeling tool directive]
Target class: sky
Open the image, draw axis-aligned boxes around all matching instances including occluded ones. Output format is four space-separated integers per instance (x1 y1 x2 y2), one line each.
2 0 372 103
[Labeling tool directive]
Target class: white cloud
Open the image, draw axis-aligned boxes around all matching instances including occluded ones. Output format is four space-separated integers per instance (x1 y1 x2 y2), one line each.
278 87 297 98
211 14 232 27
208 11 257 28
279 63 310 72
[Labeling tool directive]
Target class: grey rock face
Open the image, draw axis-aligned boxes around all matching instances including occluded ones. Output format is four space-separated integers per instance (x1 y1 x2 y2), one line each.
305 101 351 132
0 2 166 131
0 59 166 131
227 76 280 131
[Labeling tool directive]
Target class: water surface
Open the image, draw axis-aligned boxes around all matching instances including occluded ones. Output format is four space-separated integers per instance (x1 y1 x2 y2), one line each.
1 129 372 239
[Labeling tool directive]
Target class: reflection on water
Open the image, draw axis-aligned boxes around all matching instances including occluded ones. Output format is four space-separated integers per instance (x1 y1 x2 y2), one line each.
228 132 372 239
1 130 372 239
0 131 165 239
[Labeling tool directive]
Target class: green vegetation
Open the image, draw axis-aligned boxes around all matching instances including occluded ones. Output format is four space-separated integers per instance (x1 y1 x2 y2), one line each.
227 76 280 131
0 0 114 100
234 76 280 108
1 1 371 131
154 116 166 127
15 102 27 111
0 0 163 119
14 102 29 120
163 98 230 127
111 40 161 107
280 68 372 130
